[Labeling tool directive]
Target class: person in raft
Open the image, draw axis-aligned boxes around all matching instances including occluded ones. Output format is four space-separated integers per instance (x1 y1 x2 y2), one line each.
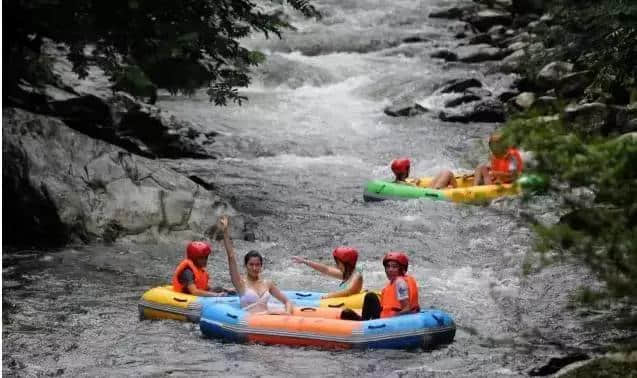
341 251 420 321
391 157 412 183
172 241 235 297
218 215 293 314
425 132 524 189
391 157 429 187
291 247 363 299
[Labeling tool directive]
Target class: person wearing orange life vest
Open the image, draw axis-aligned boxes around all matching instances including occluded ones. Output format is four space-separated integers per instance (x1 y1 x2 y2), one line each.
340 251 420 321
473 132 523 186
427 131 524 189
292 246 363 299
171 241 234 297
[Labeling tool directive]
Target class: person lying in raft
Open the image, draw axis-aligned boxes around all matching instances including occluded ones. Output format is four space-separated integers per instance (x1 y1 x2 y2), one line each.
292 247 363 299
172 241 236 297
341 251 420 320
219 215 293 315
428 132 524 189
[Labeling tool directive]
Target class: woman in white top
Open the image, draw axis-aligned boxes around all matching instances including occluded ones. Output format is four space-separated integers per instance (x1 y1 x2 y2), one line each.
219 216 292 314
292 247 363 299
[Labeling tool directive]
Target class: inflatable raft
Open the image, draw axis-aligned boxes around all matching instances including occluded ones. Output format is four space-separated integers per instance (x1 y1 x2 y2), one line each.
363 174 541 203
200 302 456 350
138 286 374 322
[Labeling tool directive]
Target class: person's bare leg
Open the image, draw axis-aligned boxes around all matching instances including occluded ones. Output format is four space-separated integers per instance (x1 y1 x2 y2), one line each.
430 170 456 189
474 165 489 186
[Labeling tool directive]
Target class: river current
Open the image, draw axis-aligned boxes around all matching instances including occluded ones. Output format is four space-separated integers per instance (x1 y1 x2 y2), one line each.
2 0 622 376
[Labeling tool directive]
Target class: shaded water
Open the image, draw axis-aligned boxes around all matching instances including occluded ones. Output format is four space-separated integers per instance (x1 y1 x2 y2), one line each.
3 0 626 376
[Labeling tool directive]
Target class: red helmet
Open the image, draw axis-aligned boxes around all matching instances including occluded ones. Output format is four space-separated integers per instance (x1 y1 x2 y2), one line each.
186 241 211 260
333 247 358 266
383 251 409 272
391 158 410 176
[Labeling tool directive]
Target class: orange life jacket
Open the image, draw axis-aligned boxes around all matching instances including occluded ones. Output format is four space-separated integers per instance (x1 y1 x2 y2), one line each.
171 259 209 294
380 274 420 318
490 148 523 181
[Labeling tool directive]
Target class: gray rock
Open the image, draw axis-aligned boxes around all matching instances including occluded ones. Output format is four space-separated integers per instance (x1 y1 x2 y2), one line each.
610 105 637 134
499 90 520 102
470 10 513 32
494 0 513 10
457 44 510 63
488 25 507 36
557 71 593 98
537 61 574 89
508 41 528 51
431 49 458 61
527 42 545 54
514 92 537 109
440 99 505 123
563 102 609 135
500 49 527 73
384 102 428 117
429 5 477 19
528 20 540 28
466 87 493 98
445 94 481 108
503 31 532 45
439 78 483 93
3 107 241 244
540 13 553 22
469 34 493 45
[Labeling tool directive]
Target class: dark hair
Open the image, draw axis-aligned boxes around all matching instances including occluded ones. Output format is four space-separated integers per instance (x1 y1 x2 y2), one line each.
335 257 356 284
244 250 264 266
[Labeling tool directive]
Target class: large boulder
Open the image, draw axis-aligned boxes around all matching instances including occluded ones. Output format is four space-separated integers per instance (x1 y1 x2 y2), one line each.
537 61 574 89
2 107 242 245
563 103 609 135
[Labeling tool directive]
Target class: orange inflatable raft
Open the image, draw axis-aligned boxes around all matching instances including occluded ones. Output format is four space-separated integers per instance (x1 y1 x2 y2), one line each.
200 303 456 350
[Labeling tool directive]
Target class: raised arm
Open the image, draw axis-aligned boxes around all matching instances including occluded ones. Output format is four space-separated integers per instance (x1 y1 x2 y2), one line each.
219 216 245 295
322 272 363 299
291 256 343 279
268 280 293 314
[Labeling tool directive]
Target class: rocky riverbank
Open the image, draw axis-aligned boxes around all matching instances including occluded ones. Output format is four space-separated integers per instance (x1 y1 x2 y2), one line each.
384 0 636 138
3 42 247 246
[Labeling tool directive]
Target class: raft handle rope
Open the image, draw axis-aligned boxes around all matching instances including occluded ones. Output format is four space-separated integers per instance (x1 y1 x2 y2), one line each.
368 324 386 329
294 292 313 297
300 307 317 312
328 303 345 308
173 297 188 303
226 313 238 319
431 314 444 326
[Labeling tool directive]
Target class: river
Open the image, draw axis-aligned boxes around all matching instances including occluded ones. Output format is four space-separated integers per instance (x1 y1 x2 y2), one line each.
2 0 621 376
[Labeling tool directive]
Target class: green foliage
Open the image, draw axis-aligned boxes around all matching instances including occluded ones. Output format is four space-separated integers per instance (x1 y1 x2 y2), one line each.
505 113 637 306
112 65 157 104
4 0 319 105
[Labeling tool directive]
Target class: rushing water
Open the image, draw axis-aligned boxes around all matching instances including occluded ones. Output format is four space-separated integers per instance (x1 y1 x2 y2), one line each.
3 0 627 376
